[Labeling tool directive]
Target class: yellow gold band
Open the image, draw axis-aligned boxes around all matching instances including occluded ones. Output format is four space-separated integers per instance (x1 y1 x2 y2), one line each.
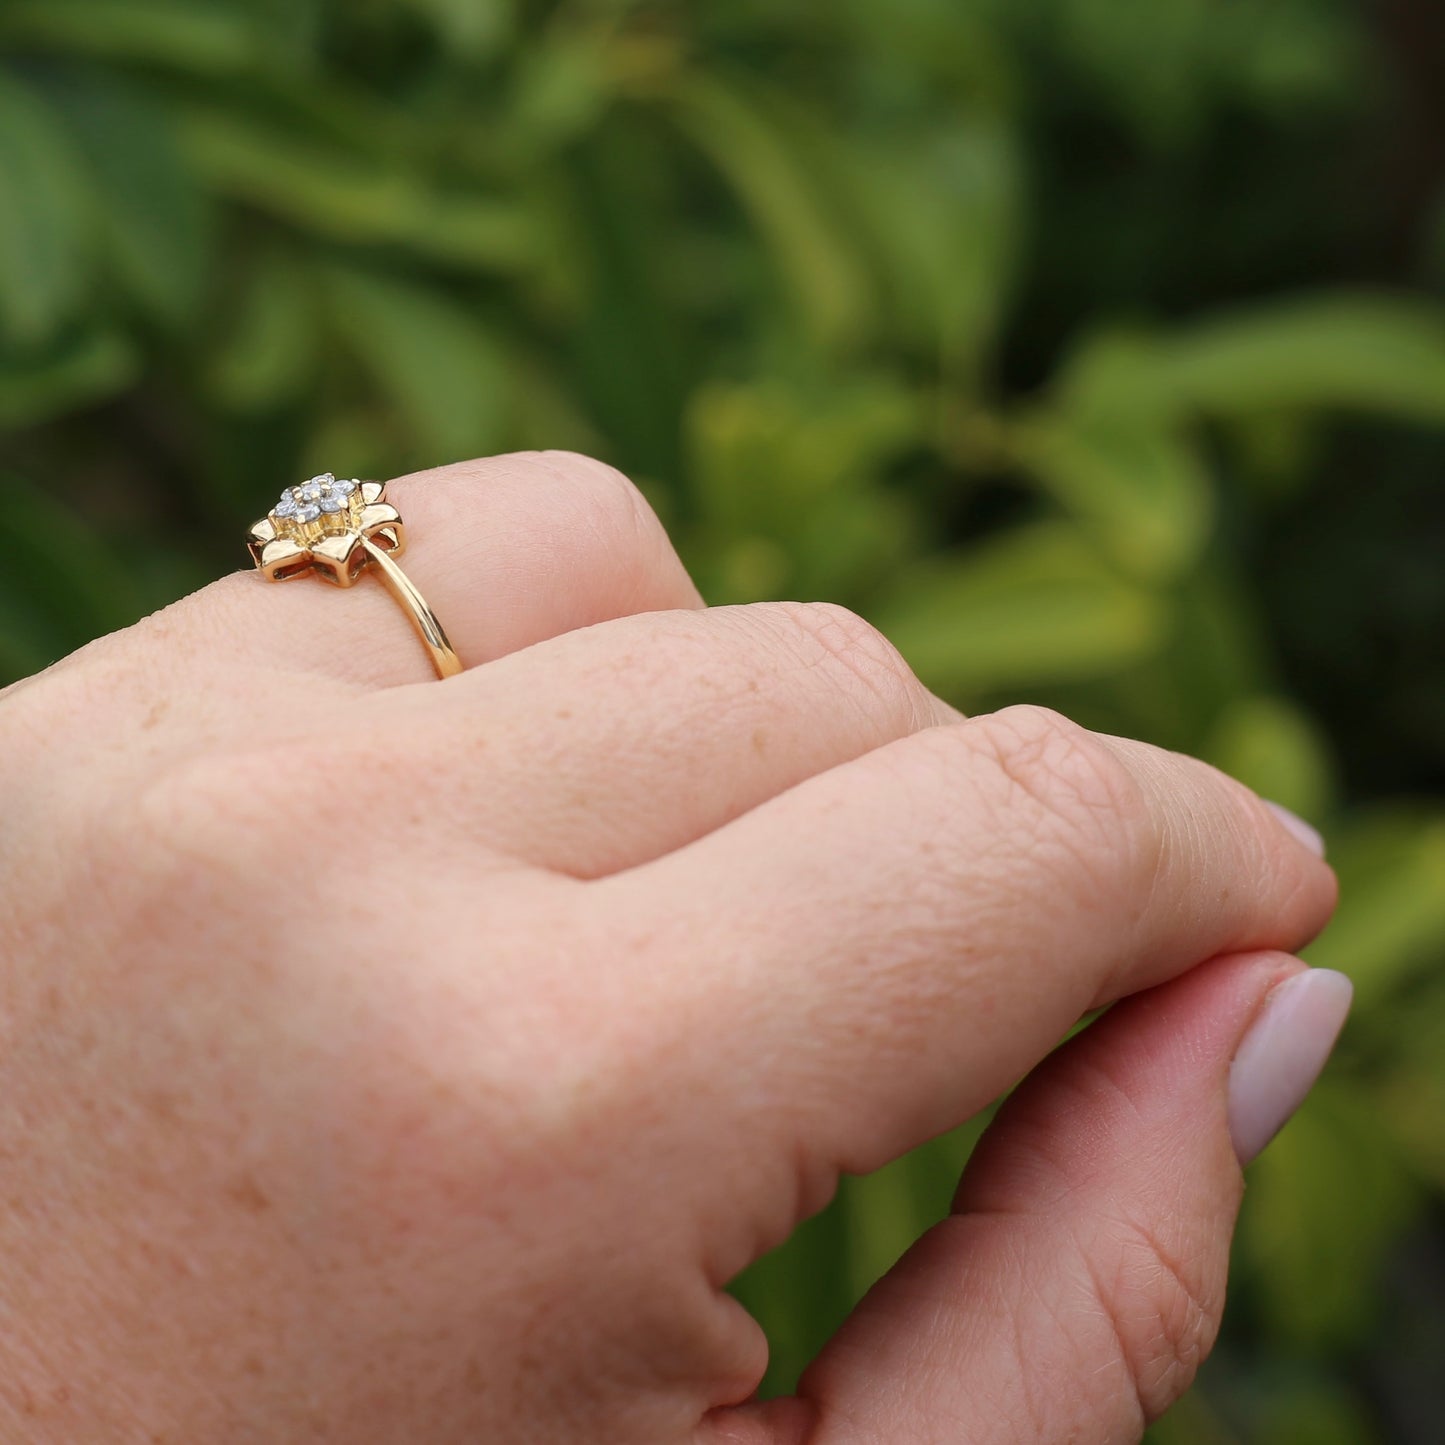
359 536 462 679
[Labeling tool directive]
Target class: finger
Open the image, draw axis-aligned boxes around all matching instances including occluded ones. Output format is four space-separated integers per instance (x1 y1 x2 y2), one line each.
598 703 1337 1198
705 953 1352 1445
368 601 962 877
161 451 705 687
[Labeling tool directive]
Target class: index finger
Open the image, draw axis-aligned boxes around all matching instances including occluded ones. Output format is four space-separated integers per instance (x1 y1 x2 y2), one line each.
591 703 1336 1225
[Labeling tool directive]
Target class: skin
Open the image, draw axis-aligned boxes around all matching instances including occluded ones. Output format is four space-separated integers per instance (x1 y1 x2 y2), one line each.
0 452 1337 1443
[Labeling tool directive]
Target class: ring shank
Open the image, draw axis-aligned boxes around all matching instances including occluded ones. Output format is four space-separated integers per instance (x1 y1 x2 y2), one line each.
360 537 463 679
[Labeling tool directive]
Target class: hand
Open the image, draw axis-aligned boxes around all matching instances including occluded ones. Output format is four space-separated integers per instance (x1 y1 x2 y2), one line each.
0 453 1341 1443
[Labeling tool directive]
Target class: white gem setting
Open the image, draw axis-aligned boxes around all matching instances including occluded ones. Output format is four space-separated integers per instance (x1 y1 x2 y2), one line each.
272 474 359 526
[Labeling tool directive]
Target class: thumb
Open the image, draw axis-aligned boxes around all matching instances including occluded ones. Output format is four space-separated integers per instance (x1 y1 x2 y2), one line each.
707 951 1352 1445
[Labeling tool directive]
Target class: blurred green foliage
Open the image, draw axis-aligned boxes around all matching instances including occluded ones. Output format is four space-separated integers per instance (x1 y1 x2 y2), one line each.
2 1 1445 1440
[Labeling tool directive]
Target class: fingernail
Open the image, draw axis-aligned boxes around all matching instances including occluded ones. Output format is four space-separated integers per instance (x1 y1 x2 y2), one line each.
1228 969 1353 1166
1265 800 1326 858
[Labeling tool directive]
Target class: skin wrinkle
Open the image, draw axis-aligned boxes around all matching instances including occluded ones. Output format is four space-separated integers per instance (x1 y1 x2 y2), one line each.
767 601 933 733
971 1051 1231 1421
1076 1232 1202 1429
1014 1241 1085 1442
902 1222 1039 1434
928 717 1141 925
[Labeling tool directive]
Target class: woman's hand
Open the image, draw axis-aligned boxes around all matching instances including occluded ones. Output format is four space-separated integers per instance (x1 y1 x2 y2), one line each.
0 453 1341 1443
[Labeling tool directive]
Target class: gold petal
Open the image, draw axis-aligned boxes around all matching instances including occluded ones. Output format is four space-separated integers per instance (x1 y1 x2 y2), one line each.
259 537 312 582
360 502 401 529
310 531 365 586
311 532 356 560
249 517 278 545
360 481 386 505
361 503 405 558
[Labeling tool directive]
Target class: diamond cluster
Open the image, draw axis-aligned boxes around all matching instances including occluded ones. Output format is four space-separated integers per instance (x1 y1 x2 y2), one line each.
272 474 358 526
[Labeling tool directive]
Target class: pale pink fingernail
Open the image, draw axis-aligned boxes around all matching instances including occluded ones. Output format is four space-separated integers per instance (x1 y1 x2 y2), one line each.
1228 969 1353 1166
1265 800 1326 858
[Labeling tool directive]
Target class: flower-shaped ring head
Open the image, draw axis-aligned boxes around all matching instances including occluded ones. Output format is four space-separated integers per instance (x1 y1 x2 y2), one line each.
246 475 404 586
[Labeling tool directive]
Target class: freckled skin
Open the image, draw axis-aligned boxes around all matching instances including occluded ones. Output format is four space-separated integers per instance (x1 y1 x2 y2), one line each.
0 453 1336 1445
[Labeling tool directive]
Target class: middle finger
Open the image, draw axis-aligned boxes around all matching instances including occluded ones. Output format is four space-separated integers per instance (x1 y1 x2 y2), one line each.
368 600 961 877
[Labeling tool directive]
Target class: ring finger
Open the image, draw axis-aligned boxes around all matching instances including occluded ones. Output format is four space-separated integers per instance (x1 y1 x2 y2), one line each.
161 450 706 688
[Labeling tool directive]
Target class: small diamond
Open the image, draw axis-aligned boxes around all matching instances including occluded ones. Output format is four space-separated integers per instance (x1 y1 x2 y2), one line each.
270 474 357 529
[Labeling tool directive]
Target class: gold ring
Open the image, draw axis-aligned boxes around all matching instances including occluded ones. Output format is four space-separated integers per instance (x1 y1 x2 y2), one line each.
246 475 462 680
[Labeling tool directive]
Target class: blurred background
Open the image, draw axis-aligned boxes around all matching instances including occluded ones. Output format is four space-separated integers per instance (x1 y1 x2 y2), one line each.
2 0 1444 1439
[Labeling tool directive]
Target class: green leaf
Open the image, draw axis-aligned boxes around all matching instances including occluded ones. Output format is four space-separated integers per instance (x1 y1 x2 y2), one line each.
0 471 150 659
399 0 514 56
729 1184 853 1398
0 329 137 429
179 107 532 272
1058 295 1445 426
1145 1390 1245 1445
1202 693 1336 820
668 75 873 350
422 195 537 272
0 597 54 683
1240 1080 1419 1350
321 265 511 462
848 122 1023 382
0 70 93 344
1168 295 1445 420
1377 975 1445 1194
874 522 1167 696
689 378 922 535
0 0 259 74
207 249 318 412
508 34 614 154
49 76 211 328
1139 567 1272 727
686 376 923 601
840 1123 983 1302
1244 1380 1383 1445
729 1122 983 1400
1304 811 1445 1006
301 408 397 493
1009 411 1214 580
835 0 1018 104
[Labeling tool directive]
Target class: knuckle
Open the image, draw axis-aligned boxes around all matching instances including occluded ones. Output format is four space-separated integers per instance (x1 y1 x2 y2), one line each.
767 600 928 721
529 449 695 609
535 448 668 547
968 704 1153 876
412 450 677 588
1084 1214 1223 1423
